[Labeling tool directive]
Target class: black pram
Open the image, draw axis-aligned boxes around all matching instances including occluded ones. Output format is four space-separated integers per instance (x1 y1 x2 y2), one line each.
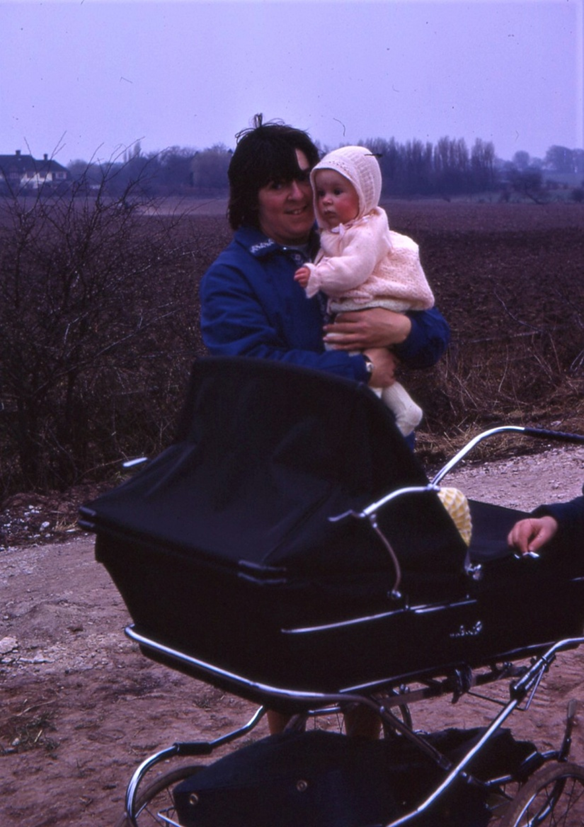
81 357 584 702
79 357 584 826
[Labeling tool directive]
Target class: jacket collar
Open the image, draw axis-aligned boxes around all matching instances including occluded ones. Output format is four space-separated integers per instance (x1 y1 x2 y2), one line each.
237 225 320 260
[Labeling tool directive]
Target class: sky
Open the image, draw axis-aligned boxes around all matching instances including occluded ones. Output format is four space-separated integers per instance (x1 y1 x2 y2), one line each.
1 0 582 167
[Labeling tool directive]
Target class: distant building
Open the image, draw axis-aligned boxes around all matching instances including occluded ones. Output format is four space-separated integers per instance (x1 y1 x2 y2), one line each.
0 150 70 192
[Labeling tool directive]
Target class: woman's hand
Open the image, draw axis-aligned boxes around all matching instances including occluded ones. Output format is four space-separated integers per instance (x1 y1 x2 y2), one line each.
507 516 558 555
364 348 398 388
323 307 412 350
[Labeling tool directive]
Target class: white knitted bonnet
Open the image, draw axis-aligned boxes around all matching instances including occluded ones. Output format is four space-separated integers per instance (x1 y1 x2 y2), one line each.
311 145 382 224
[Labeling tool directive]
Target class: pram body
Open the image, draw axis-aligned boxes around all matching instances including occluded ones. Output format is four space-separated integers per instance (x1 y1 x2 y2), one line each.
80 357 584 707
80 357 584 826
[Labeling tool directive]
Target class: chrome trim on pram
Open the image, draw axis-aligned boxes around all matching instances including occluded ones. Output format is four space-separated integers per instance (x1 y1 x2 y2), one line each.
127 623 580 704
384 637 584 827
281 599 475 635
125 705 267 827
413 599 476 614
329 484 443 596
125 624 584 827
281 606 407 634
325 423 584 597
125 625 366 706
340 639 573 696
331 483 441 523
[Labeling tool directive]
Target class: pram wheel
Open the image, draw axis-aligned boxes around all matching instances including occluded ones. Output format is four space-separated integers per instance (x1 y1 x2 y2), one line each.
499 761 584 826
115 763 203 827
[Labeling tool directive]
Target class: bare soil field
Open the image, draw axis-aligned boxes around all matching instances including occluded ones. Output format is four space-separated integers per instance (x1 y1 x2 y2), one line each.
142 196 584 231
176 198 584 443
2 200 584 826
402 204 584 426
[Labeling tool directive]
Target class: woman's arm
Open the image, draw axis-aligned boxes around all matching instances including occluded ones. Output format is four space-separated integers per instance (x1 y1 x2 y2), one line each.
508 488 584 554
200 258 375 382
324 306 450 369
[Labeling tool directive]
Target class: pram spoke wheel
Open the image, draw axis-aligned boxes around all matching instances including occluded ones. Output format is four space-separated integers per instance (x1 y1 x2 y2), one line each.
116 764 204 827
498 761 584 826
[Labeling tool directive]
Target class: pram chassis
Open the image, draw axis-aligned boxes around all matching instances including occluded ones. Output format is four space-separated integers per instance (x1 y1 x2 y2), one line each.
79 358 584 827
120 636 584 827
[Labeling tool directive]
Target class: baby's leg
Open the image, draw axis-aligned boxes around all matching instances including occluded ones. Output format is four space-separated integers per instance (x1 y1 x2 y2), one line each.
379 382 423 436
339 344 422 434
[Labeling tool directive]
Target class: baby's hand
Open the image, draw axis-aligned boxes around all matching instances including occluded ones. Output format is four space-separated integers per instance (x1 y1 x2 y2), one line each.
294 266 310 288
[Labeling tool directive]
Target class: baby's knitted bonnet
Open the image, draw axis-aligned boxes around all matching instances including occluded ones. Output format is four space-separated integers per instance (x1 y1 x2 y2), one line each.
311 145 382 224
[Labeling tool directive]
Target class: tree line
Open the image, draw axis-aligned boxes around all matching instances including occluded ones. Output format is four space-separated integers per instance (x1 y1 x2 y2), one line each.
66 139 584 200
68 143 232 198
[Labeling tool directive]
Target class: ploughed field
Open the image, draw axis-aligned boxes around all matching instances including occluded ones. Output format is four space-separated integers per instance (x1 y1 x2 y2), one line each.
186 199 584 455
378 201 584 458
176 199 584 430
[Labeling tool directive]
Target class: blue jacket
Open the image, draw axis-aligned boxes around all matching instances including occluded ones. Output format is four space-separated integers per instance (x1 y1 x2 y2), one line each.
200 225 450 383
536 485 584 540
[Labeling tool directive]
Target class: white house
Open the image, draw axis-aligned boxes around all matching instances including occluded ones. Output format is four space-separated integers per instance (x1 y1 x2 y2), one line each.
0 150 70 191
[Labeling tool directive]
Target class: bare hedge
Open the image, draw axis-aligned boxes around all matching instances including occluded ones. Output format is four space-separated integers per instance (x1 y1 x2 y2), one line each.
0 184 229 496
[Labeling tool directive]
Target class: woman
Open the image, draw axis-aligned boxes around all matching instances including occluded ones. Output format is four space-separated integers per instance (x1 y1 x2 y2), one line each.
199 116 451 737
200 116 450 396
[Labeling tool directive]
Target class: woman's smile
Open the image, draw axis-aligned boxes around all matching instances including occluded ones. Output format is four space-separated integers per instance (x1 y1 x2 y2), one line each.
257 150 315 245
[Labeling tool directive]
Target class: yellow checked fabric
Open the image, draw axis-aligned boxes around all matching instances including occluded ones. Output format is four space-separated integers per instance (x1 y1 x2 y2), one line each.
438 487 472 547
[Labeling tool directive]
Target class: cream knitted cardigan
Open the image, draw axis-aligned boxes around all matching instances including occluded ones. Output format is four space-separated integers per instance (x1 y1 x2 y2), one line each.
302 207 434 314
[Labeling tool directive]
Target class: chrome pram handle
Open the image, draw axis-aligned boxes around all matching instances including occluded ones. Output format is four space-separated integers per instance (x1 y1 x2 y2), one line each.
330 484 441 599
330 424 584 599
431 425 584 486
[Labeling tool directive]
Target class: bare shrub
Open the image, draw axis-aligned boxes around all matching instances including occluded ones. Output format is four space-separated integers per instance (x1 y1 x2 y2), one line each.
0 174 228 496
411 331 584 464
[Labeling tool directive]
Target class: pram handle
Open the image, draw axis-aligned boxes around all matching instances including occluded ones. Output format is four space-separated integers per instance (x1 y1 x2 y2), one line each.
329 485 441 598
432 425 584 486
331 424 584 596
522 426 584 443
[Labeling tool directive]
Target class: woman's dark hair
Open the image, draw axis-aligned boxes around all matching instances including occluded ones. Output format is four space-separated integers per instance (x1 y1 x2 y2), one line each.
227 114 320 231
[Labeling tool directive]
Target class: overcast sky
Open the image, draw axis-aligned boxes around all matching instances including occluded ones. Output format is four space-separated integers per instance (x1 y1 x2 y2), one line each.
2 0 582 166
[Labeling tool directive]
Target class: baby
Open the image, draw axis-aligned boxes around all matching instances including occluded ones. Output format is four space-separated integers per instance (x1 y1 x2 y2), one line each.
295 145 434 437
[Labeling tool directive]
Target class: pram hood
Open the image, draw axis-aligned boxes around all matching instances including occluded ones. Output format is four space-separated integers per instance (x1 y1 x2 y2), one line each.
82 357 468 593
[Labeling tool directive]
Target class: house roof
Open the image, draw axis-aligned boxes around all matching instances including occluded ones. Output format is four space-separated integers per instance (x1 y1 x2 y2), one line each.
0 152 69 175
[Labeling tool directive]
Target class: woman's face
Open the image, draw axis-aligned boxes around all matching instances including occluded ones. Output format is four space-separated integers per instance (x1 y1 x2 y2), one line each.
257 150 315 245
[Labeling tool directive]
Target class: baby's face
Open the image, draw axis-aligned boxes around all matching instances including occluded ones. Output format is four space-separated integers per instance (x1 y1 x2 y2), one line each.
314 169 359 228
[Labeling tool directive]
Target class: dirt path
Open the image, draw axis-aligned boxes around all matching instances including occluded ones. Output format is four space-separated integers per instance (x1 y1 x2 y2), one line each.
1 445 584 826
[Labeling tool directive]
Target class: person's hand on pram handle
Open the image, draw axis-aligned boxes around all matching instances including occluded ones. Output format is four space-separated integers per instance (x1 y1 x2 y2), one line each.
507 515 559 555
